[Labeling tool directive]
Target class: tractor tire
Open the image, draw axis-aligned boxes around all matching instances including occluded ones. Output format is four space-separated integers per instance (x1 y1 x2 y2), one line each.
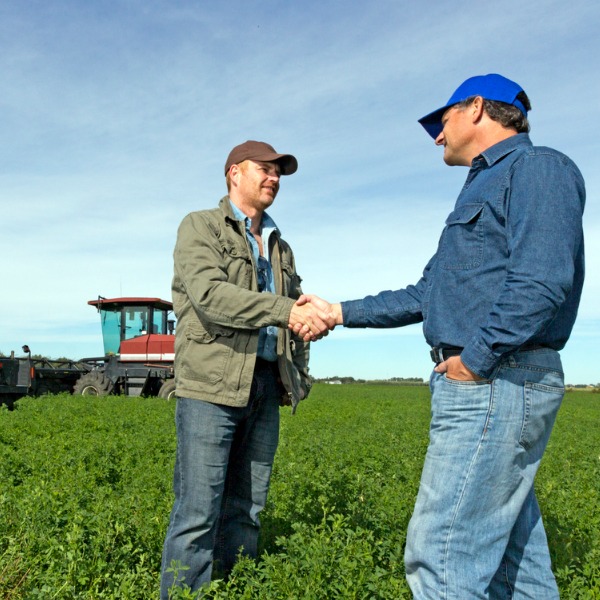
73 372 113 396
158 379 177 400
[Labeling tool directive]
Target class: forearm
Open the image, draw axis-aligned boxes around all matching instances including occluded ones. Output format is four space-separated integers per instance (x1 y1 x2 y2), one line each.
174 216 294 329
177 269 294 329
340 257 432 328
341 286 424 328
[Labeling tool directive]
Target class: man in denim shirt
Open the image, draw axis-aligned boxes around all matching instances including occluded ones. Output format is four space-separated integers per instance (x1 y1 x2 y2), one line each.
297 74 585 598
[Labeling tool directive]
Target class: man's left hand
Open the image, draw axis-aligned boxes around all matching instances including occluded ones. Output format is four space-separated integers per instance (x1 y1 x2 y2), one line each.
434 355 486 381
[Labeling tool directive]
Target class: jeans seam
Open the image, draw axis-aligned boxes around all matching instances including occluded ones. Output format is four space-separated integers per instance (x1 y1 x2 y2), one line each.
499 558 513 599
170 406 185 529
519 383 532 451
216 479 230 569
443 379 495 597
507 365 563 375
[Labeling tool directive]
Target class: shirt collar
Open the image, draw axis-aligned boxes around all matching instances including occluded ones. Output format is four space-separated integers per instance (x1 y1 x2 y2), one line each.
229 201 280 235
475 133 532 168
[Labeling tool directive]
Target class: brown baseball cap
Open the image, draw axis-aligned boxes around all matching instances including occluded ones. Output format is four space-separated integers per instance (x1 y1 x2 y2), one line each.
224 140 298 176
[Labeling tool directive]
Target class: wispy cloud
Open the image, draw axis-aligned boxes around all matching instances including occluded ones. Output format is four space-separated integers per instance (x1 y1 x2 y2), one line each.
1 0 598 382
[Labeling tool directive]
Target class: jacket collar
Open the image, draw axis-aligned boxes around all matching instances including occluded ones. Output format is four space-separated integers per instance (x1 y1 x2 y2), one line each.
219 195 281 245
220 195 280 230
219 195 238 221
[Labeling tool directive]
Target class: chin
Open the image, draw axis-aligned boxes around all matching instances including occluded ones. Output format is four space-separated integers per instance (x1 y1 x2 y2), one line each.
443 154 460 167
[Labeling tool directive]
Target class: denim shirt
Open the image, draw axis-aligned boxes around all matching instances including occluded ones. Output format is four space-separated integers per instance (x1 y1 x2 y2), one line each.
230 203 279 362
342 134 586 378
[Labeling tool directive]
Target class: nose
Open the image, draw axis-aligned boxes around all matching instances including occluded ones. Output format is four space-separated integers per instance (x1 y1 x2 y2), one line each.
435 131 445 146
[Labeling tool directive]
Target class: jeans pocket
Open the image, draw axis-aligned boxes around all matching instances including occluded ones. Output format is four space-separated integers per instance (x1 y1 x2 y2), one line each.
519 381 563 451
442 374 490 387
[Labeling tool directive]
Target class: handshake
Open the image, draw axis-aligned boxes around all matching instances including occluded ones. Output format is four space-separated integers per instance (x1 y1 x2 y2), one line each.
288 294 343 342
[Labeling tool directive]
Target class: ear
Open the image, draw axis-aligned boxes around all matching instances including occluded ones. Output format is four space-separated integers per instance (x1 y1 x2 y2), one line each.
471 96 485 124
229 163 241 186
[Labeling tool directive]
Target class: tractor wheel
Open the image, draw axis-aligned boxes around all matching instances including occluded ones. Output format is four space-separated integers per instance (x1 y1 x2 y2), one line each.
158 379 177 400
73 372 113 396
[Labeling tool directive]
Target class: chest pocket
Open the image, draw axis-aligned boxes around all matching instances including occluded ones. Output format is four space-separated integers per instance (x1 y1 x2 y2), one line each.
441 203 484 270
222 239 253 288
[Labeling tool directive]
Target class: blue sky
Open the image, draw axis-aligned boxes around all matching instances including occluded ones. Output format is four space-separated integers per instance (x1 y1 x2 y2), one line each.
1 0 599 385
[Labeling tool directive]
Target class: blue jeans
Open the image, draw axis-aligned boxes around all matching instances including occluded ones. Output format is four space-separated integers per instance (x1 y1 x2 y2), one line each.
405 348 563 599
160 361 281 598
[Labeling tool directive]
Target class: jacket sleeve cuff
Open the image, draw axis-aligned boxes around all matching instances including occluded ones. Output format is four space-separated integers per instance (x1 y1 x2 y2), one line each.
277 297 296 327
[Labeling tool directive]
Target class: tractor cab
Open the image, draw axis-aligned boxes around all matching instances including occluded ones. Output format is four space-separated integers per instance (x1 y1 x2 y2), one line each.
88 297 175 358
78 296 176 397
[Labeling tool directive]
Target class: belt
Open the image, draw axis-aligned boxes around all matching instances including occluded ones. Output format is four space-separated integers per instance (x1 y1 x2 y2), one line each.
430 346 462 364
430 343 548 364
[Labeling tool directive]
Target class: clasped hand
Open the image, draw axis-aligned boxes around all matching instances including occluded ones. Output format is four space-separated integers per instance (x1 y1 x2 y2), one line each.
288 294 342 342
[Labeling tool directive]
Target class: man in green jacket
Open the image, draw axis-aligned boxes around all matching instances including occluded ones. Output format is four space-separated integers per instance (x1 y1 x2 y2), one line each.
160 140 331 597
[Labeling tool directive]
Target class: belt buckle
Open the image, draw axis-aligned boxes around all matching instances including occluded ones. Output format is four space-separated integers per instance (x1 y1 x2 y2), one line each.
430 347 444 364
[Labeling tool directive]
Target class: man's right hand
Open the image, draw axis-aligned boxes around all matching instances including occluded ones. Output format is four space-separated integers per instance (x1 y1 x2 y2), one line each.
288 295 342 342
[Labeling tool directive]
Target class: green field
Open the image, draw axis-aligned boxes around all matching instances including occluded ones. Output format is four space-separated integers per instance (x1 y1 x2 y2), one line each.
1 385 599 599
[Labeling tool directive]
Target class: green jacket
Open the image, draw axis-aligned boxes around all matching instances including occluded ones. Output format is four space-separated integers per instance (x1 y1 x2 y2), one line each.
172 196 311 411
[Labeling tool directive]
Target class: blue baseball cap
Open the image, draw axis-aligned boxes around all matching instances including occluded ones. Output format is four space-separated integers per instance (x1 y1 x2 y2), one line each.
418 74 528 139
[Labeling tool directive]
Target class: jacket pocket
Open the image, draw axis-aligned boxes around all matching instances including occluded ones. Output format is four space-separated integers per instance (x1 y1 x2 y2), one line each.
222 240 254 289
441 204 484 270
179 323 235 384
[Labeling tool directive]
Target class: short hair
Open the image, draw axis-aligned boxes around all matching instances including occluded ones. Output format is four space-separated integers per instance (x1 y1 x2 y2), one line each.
456 91 532 133
225 159 249 192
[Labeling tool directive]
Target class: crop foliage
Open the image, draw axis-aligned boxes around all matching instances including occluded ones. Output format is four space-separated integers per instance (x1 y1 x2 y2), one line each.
1 386 598 598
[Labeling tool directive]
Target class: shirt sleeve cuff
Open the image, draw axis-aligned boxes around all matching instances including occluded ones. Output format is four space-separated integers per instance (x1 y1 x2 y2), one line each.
460 340 499 379
340 300 366 327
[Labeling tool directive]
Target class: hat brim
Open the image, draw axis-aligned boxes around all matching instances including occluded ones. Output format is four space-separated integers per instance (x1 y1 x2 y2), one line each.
418 106 449 140
248 152 298 176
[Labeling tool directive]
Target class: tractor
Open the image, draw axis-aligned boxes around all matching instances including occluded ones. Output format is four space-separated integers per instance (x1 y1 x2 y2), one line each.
73 296 176 399
0 346 91 408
